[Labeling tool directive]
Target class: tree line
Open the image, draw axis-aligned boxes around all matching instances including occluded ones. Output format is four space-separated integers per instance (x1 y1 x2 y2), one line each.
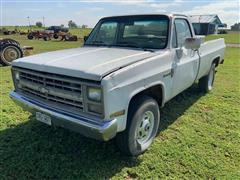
35 20 88 29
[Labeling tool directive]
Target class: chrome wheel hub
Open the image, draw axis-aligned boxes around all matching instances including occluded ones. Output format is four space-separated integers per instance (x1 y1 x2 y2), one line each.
208 66 214 89
3 47 18 62
136 111 154 144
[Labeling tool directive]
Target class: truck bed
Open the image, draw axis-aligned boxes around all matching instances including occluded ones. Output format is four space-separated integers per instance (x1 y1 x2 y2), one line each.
197 38 225 79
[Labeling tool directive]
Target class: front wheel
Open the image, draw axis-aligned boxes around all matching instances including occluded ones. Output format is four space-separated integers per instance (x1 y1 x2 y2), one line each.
116 96 160 156
199 63 216 92
0 44 23 66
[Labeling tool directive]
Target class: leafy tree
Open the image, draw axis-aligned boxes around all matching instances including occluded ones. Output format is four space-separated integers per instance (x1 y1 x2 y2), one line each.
231 23 240 31
36 22 43 28
68 20 77 28
81 24 88 29
223 23 227 28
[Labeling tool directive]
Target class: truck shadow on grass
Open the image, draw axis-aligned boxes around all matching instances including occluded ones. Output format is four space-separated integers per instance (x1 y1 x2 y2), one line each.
0 85 204 179
159 84 204 133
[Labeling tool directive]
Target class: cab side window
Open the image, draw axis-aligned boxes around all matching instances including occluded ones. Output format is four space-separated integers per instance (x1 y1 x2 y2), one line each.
174 19 192 47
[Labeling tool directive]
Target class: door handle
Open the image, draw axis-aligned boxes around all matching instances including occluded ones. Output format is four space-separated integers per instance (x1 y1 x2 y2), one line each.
163 68 174 78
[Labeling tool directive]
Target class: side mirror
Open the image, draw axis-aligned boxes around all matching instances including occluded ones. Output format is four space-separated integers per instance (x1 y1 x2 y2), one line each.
84 36 88 42
184 37 201 50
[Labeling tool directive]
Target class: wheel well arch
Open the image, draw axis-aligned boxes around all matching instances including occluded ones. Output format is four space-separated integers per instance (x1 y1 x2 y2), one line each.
127 84 165 115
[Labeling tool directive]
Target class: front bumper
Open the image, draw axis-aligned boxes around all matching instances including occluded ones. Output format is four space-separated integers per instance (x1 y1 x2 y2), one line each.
10 91 118 141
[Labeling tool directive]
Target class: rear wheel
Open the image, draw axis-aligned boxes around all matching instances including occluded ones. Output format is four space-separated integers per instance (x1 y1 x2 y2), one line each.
116 96 160 156
199 63 216 92
0 44 23 66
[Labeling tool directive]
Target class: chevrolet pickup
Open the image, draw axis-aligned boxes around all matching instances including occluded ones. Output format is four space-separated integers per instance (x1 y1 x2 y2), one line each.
10 14 225 156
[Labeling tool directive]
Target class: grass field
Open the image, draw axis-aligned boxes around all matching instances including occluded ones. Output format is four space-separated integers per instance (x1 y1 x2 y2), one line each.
0 32 240 179
205 32 240 44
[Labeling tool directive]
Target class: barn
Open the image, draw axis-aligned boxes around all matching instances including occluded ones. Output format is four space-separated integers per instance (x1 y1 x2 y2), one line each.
189 14 225 35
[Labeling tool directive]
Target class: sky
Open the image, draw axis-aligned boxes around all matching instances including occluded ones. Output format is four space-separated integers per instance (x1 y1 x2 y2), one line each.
1 0 239 28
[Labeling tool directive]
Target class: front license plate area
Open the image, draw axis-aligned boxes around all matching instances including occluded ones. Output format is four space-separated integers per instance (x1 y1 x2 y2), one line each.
36 112 52 126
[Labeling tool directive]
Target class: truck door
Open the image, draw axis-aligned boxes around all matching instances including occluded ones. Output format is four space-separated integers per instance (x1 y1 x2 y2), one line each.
171 18 200 97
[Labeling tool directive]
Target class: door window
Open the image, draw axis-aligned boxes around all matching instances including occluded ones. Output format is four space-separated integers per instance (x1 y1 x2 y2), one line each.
174 19 192 47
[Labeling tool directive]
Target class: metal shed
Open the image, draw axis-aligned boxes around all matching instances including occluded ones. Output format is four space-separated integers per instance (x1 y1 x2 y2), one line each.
189 14 224 35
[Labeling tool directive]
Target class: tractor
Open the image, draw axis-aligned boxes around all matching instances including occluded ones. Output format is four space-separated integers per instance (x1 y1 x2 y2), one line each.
0 38 32 66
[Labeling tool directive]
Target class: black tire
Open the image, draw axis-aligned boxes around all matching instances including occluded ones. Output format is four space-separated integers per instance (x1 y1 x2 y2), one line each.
1 38 20 46
0 44 23 66
43 36 48 41
65 35 70 41
53 34 59 39
27 34 34 40
116 96 160 156
199 63 216 92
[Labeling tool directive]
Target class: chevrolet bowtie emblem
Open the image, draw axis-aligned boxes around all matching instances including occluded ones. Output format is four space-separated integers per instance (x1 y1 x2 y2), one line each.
39 87 49 94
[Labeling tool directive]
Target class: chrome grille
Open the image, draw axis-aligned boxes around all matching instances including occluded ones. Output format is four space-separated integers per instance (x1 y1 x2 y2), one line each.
16 68 85 111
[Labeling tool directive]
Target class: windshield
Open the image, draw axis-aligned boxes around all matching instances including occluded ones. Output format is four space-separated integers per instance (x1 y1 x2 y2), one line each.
85 15 169 50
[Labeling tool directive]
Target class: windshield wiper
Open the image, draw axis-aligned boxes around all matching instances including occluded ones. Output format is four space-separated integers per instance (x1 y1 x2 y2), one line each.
113 43 139 48
141 47 155 52
113 43 155 52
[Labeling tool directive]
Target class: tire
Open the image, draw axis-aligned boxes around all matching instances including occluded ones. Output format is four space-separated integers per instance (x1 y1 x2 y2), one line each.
43 36 48 41
1 38 20 46
199 63 216 92
0 44 23 66
65 35 70 41
27 34 34 40
53 34 59 39
116 96 160 156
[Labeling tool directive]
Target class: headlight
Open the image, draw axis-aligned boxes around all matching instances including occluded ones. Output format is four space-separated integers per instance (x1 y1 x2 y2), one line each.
87 87 102 102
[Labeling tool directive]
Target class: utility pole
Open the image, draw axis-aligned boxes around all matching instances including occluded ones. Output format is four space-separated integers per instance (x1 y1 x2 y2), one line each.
43 16 45 28
27 16 31 30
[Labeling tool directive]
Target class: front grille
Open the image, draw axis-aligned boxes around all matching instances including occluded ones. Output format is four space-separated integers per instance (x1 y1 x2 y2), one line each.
14 68 99 115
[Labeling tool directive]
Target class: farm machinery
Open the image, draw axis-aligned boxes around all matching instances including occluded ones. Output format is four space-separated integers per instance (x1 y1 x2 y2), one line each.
27 30 53 41
0 38 33 66
27 29 78 41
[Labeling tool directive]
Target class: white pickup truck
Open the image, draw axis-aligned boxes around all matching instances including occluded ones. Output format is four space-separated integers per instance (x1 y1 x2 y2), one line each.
10 14 225 156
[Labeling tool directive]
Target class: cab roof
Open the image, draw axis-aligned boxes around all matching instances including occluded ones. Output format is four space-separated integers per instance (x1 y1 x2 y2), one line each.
100 13 187 20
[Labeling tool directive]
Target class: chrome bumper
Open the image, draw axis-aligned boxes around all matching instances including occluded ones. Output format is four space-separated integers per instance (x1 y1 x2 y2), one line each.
10 91 118 141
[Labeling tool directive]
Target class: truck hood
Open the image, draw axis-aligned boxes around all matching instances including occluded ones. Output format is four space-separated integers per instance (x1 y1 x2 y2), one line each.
13 47 158 81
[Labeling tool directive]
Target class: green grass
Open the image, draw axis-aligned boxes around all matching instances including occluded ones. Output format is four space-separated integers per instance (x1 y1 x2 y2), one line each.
205 32 240 44
0 33 240 179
